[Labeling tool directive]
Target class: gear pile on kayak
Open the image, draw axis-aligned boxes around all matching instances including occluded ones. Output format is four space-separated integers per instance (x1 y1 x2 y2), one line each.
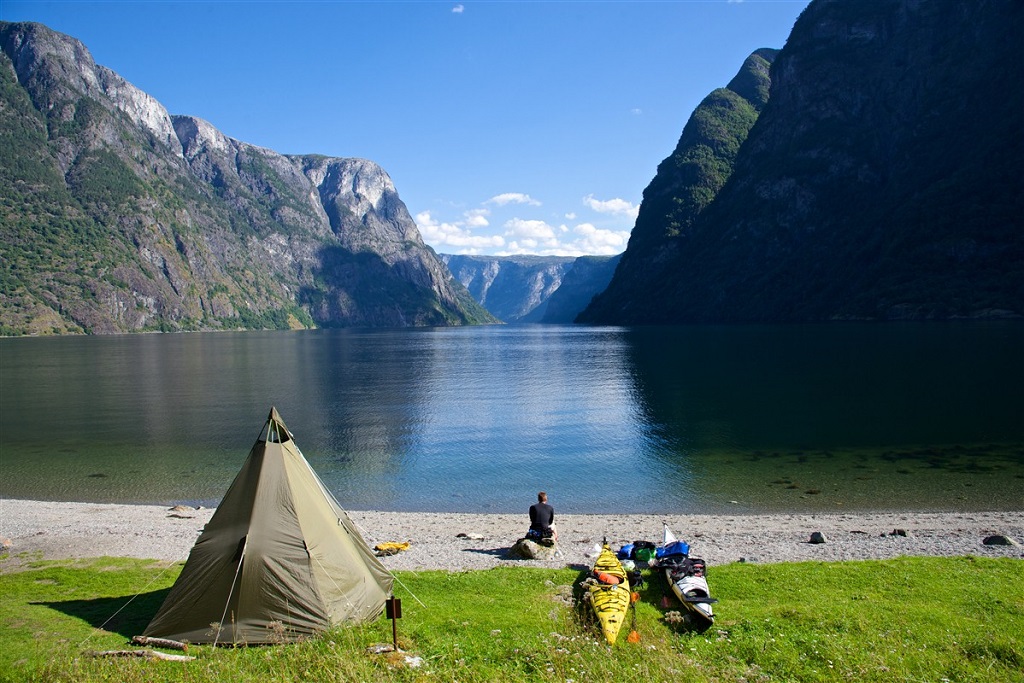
580 528 717 644
613 525 718 630
651 524 717 628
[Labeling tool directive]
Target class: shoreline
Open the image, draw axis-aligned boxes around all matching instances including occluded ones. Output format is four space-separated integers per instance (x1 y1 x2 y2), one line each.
1 499 1022 572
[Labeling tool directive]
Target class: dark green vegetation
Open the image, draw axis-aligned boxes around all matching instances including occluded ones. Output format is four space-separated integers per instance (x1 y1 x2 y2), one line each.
583 48 777 324
2 555 1021 682
0 22 493 335
581 0 1024 324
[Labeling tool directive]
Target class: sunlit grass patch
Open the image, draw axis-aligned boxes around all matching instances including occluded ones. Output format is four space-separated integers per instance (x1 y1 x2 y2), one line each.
1 555 1021 682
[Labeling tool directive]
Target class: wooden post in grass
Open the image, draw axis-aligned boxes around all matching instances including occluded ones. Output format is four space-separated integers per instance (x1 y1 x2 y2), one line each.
385 597 402 652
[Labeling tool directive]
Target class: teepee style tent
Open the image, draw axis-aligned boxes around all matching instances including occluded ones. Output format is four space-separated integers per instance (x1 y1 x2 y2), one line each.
143 408 393 644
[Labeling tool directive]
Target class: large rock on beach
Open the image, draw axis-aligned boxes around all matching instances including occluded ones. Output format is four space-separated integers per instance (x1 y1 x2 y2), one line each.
982 535 1019 547
508 538 558 560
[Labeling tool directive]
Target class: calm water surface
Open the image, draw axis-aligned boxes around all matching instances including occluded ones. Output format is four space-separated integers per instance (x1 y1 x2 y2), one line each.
1 323 1022 513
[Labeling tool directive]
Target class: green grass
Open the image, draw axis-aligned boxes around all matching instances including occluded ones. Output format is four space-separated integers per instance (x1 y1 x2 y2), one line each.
0 555 1021 682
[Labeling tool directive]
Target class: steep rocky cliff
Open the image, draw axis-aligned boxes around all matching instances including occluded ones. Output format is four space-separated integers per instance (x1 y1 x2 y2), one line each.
538 255 620 323
0 21 493 334
441 254 619 323
580 0 1023 323
442 255 576 323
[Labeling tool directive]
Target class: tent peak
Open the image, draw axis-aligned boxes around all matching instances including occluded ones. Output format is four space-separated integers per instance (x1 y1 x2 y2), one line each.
262 407 293 443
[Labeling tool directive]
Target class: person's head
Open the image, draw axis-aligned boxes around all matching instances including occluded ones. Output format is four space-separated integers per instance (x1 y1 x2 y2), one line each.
538 491 547 503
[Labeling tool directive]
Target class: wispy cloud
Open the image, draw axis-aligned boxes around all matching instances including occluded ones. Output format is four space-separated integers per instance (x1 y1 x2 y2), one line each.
631 108 643 116
582 194 639 218
452 4 465 13
487 192 541 207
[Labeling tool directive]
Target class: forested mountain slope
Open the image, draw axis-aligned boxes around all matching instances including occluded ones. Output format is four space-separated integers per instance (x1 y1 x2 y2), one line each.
0 21 492 334
580 0 1023 324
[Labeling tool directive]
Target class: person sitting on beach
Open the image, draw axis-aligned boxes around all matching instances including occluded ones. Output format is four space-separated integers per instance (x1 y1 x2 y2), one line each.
527 491 558 541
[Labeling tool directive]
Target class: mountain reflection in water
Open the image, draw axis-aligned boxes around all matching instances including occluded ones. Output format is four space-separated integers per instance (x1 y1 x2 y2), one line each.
1 323 1021 513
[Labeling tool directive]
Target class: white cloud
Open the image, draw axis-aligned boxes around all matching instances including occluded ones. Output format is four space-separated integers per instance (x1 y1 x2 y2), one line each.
415 210 504 253
464 208 490 227
452 4 465 13
631 108 643 116
572 223 630 255
583 194 640 218
504 218 558 244
416 194 633 257
490 218 629 257
487 192 541 207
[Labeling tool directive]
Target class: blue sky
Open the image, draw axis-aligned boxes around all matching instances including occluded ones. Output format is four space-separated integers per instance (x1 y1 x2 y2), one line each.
2 0 810 256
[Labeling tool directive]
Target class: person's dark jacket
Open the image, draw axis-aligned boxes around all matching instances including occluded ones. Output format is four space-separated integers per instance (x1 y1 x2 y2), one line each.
529 502 554 534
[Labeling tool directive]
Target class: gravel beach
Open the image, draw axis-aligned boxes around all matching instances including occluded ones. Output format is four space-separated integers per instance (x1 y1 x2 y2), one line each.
2 499 1022 571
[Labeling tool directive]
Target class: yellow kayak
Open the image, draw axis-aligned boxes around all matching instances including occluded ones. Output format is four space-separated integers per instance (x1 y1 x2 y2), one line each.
587 544 631 645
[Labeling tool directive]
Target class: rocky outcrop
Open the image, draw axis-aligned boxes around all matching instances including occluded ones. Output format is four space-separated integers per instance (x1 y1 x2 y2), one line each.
0 21 494 334
0 21 182 157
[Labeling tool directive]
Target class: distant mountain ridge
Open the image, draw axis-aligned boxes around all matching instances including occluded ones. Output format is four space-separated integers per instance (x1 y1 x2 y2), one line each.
441 253 620 323
0 21 494 334
580 0 1023 323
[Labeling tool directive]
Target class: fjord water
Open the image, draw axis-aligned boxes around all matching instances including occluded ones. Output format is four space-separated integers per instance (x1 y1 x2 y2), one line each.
1 323 1022 514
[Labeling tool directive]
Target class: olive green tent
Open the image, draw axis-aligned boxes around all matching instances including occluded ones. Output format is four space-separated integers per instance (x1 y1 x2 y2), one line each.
143 407 393 644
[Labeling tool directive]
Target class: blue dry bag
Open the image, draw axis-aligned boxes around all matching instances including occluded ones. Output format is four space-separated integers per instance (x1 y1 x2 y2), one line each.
656 540 690 558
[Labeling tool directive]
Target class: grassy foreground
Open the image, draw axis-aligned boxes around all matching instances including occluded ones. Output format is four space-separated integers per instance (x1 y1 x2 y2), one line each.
0 554 1021 682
